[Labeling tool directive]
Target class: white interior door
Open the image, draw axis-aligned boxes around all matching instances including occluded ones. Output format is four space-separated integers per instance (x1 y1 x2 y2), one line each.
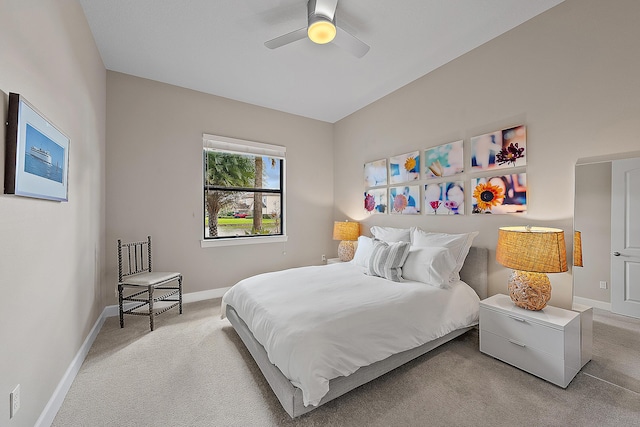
611 157 640 318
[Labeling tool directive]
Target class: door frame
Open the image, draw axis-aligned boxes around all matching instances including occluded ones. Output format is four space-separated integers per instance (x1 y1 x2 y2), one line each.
611 157 640 318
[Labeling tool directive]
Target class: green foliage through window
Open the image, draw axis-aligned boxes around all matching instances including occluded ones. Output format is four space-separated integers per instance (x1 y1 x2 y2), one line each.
203 139 284 240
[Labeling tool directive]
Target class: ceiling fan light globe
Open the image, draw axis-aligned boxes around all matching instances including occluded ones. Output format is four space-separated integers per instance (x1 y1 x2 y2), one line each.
308 20 336 44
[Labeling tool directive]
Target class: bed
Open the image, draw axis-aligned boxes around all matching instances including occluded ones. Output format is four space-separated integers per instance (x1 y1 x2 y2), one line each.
222 230 487 418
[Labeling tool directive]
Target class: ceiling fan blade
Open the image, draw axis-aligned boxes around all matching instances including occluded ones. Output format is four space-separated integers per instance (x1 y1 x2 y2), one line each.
310 0 338 20
264 27 307 49
333 26 370 58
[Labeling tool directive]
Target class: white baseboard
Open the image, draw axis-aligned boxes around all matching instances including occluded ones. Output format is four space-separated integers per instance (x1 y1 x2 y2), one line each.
573 296 611 311
37 287 231 426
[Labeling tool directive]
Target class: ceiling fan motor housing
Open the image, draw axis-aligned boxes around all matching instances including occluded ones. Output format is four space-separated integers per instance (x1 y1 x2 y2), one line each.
307 0 337 44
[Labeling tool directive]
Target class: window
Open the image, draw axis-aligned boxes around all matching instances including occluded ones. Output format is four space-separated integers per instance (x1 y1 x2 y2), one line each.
202 134 285 245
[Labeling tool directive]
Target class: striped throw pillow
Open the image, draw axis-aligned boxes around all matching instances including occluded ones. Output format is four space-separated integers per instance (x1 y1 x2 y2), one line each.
367 240 411 281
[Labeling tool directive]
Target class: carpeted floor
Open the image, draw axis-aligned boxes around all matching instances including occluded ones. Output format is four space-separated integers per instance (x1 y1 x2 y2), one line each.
52 299 640 426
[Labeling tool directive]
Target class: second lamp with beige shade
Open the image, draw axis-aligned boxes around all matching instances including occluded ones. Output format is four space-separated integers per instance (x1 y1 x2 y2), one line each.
333 221 360 262
496 226 568 311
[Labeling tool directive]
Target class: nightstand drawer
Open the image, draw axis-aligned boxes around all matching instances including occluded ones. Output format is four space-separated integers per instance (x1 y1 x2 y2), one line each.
480 307 564 357
480 330 575 388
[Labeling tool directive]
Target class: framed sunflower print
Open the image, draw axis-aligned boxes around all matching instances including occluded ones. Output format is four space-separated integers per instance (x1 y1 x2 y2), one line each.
389 151 420 184
471 173 527 214
470 125 526 171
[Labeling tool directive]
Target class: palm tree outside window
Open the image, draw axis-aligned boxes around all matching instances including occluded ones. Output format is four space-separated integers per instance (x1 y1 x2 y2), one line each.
203 134 285 241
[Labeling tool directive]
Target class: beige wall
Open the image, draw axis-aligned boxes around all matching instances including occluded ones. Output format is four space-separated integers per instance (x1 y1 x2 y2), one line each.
333 0 640 309
0 1 106 426
105 72 335 303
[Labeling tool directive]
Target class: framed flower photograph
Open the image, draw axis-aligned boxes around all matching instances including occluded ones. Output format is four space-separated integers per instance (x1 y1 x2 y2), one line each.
364 159 387 188
424 181 465 215
389 151 420 184
424 140 464 178
389 185 420 215
471 173 527 214
364 188 388 215
470 125 526 171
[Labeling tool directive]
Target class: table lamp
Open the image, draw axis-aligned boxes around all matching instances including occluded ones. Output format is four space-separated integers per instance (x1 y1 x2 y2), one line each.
496 226 568 310
333 221 360 262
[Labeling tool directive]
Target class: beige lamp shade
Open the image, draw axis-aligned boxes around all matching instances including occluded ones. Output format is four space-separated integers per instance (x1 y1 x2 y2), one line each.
574 230 583 267
496 226 568 311
496 226 568 273
332 221 360 241
333 221 360 262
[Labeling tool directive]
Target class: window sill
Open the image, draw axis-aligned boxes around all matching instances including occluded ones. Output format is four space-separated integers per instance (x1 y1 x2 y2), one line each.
201 235 288 248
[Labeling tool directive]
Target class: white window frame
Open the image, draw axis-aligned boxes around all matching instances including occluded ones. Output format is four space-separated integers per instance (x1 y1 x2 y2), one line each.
201 134 287 248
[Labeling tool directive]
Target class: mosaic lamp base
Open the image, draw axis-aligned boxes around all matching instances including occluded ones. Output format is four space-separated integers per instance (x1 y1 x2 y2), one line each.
507 270 551 311
337 240 356 262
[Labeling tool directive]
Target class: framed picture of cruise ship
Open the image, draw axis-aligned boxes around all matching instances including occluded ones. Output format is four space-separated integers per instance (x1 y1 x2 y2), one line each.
5 93 69 201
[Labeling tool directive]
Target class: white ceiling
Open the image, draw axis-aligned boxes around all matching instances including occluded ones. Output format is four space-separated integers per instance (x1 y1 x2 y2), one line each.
79 0 563 123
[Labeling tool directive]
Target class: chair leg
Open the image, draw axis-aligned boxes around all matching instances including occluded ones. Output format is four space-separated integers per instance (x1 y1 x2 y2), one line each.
179 275 183 314
148 285 154 331
118 284 124 328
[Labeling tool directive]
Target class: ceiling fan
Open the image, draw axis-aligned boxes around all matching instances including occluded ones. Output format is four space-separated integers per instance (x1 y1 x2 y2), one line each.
264 0 370 58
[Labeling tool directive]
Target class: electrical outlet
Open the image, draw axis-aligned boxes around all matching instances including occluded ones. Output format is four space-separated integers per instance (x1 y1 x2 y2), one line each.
10 384 20 419
322 254 327 263
600 281 608 289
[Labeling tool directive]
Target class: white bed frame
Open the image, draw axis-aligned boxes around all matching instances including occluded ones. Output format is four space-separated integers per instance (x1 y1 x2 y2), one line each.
225 247 488 418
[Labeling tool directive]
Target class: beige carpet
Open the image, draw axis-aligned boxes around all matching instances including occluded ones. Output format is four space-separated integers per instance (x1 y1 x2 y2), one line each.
52 299 640 426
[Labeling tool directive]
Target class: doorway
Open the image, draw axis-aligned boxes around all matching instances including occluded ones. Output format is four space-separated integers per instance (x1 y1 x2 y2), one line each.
611 157 640 319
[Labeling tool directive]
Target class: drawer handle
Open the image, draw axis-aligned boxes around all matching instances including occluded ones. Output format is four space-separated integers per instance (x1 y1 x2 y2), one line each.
509 339 526 348
508 315 526 323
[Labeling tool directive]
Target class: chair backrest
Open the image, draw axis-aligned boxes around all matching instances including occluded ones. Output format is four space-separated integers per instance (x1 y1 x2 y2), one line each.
118 236 153 282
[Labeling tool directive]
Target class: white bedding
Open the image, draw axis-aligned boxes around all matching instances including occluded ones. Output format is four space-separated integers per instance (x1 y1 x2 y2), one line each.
221 262 480 407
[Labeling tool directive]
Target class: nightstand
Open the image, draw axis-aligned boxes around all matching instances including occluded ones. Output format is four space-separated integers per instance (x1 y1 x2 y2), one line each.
326 258 342 264
479 294 581 388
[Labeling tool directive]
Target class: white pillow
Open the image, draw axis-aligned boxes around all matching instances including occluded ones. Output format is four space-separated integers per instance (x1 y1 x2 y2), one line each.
352 236 375 268
370 226 414 243
411 229 479 281
366 240 411 282
402 246 457 288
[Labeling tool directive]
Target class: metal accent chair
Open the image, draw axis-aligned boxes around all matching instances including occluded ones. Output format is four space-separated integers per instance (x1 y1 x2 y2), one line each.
117 236 182 331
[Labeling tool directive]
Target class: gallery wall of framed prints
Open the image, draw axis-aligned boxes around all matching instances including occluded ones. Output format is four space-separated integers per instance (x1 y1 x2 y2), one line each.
363 124 527 217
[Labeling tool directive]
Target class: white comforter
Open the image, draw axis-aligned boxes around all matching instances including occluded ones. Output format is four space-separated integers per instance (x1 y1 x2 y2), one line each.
221 262 480 407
